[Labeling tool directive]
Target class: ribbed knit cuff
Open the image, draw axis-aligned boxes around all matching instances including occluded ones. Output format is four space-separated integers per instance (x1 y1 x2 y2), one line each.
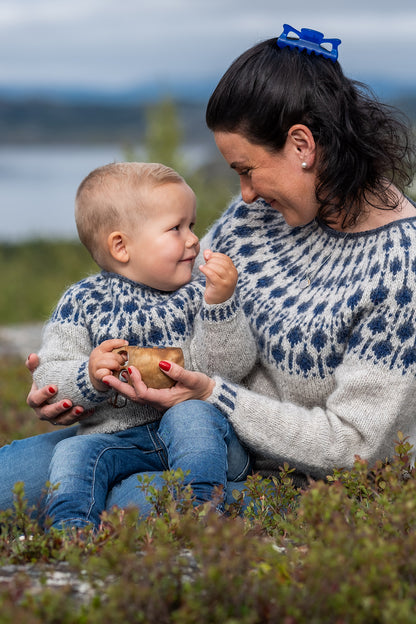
207 375 238 418
199 292 239 323
76 360 108 405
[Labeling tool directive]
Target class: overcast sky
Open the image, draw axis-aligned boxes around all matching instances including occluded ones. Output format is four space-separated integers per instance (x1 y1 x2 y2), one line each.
1 0 416 95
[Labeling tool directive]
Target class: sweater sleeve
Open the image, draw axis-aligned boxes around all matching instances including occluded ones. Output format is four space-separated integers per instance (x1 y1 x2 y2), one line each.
206 297 416 480
33 289 110 409
207 363 416 480
190 291 257 381
190 211 257 381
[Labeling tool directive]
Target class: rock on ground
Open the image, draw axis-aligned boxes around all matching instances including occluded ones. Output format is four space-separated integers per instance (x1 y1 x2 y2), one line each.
0 323 43 359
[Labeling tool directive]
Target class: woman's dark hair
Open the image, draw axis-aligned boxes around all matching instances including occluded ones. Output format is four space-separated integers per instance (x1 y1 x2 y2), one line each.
206 38 416 228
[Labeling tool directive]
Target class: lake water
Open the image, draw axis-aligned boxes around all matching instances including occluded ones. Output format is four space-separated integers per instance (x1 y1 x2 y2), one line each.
0 143 210 242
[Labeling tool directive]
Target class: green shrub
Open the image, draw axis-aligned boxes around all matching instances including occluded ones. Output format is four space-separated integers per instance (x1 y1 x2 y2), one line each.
1 441 416 623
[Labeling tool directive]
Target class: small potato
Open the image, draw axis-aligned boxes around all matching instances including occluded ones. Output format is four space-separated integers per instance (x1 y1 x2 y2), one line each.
112 346 184 389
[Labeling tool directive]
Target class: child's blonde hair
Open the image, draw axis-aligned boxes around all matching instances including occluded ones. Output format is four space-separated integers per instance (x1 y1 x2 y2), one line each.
75 162 185 266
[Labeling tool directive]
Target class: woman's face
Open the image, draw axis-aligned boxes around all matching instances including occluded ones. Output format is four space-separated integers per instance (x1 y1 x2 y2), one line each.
214 130 320 227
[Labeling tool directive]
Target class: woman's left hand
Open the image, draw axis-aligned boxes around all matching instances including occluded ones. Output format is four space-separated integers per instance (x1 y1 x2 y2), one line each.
102 361 216 411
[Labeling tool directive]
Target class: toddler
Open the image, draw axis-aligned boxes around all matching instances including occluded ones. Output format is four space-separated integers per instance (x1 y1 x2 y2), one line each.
34 162 254 530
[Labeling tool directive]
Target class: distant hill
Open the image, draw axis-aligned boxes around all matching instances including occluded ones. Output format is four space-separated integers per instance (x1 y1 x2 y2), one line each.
0 98 214 146
0 78 414 146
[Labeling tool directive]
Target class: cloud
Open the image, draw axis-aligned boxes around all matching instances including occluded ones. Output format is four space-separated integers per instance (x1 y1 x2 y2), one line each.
0 0 415 90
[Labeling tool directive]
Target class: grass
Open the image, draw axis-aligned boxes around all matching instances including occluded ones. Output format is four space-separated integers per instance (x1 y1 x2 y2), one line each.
0 240 97 325
0 357 55 443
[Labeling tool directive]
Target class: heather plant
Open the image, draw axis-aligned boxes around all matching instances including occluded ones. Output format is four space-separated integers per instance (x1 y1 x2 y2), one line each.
1 445 416 622
2 362 416 622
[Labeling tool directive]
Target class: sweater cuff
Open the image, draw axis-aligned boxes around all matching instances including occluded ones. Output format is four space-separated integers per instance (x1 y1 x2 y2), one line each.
76 360 109 405
199 292 239 323
207 375 238 418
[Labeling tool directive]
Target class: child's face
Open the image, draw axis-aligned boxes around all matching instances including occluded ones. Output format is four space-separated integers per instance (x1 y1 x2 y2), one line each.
126 181 200 291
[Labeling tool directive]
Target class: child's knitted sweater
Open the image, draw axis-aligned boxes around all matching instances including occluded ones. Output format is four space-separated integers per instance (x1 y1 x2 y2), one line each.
198 197 416 482
34 272 256 435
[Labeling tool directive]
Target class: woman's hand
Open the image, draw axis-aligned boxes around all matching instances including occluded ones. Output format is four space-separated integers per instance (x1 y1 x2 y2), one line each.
102 360 216 412
25 353 88 426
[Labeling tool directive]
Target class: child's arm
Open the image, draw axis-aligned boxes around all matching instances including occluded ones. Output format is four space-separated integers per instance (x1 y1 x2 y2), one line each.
33 284 125 409
198 249 238 304
33 321 105 409
190 250 257 382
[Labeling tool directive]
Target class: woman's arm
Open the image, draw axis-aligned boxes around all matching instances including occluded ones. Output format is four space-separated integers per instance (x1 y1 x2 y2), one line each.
206 362 416 480
103 346 416 482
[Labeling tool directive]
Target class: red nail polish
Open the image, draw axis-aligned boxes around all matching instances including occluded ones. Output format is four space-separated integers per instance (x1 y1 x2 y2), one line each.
62 401 71 409
103 380 110 386
159 361 171 371
48 387 55 394
128 367 132 375
75 408 83 416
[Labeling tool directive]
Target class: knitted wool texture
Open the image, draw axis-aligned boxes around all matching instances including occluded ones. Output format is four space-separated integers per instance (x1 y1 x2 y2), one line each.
34 272 255 434
198 197 416 481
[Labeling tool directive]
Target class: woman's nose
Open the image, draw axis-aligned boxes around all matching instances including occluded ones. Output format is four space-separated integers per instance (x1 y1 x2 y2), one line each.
240 178 258 204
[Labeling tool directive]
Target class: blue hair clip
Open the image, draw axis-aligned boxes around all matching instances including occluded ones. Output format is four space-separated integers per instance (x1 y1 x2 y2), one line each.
277 24 341 62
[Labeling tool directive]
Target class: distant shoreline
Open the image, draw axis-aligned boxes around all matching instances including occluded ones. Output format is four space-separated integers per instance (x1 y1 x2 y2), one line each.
0 98 212 146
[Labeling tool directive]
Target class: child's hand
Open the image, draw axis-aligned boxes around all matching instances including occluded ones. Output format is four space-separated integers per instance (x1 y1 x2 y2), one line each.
199 249 238 305
88 339 129 391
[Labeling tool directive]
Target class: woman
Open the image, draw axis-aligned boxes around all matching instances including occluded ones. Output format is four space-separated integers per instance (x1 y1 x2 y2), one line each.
6 25 416 512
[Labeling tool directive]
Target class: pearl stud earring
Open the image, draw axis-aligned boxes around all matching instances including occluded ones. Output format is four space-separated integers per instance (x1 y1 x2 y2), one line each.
301 162 308 169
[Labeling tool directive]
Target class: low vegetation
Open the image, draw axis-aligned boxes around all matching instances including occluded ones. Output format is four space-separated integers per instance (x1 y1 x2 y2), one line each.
0 375 416 624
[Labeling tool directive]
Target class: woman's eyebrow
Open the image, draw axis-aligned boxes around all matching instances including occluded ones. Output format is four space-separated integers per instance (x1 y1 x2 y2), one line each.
230 160 246 170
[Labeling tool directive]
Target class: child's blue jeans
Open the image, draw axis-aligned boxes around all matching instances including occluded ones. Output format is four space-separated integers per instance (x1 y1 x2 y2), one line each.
45 400 251 529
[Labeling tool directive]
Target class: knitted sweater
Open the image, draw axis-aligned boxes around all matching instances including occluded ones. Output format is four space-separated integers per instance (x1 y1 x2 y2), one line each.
200 197 416 482
34 271 256 434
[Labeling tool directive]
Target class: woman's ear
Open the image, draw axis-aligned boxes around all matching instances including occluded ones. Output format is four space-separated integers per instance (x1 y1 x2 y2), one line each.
107 231 129 264
287 124 316 167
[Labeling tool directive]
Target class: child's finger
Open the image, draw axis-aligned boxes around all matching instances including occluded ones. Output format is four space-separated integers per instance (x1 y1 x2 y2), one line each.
199 264 221 282
99 353 127 371
95 367 113 382
200 260 234 282
97 338 129 353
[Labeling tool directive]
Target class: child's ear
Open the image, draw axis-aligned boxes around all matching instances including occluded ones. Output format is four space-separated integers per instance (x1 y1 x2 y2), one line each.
107 231 129 264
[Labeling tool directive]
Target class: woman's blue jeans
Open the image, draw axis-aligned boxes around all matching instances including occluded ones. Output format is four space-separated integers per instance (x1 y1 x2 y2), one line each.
0 401 250 529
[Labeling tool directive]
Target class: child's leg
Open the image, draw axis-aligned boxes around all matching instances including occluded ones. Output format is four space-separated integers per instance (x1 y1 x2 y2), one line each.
157 400 251 511
46 423 168 530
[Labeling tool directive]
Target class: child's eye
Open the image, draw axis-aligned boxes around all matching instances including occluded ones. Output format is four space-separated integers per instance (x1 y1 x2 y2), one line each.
171 225 180 231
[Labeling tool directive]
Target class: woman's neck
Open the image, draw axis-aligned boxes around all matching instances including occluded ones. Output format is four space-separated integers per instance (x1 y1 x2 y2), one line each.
331 187 416 233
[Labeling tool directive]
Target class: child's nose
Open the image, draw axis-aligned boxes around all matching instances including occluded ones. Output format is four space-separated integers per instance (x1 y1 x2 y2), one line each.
186 231 199 247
